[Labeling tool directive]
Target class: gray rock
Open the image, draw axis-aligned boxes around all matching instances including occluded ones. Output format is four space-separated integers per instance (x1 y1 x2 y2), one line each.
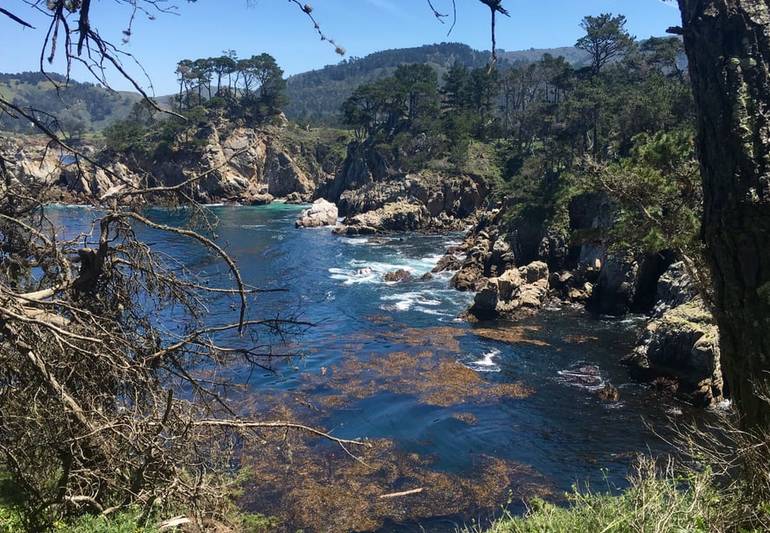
468 261 549 320
383 269 412 283
629 299 723 406
295 199 338 228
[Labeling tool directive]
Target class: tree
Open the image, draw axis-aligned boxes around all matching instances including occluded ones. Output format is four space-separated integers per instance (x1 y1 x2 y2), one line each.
641 36 686 80
676 0 770 428
576 13 635 74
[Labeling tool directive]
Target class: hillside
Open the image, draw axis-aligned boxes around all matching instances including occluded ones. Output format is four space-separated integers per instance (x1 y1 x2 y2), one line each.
0 43 590 133
0 72 141 135
285 42 589 125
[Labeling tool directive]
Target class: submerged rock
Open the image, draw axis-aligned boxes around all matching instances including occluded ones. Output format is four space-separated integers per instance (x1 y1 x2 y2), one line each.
596 384 621 402
295 198 338 228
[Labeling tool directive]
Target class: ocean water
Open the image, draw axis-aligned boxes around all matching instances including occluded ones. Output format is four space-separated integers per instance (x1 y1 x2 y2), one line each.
44 204 700 531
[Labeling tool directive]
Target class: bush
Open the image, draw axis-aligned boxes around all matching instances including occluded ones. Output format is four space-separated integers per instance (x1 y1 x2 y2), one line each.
465 459 731 533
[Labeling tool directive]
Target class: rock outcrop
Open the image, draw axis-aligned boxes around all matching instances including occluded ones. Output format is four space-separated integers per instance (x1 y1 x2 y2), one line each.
324 142 489 234
296 199 338 228
333 201 428 235
627 299 723 406
468 261 550 320
383 269 412 283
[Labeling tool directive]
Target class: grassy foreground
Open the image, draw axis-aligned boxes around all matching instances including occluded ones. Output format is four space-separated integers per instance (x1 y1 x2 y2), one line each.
3 459 768 532
466 458 769 533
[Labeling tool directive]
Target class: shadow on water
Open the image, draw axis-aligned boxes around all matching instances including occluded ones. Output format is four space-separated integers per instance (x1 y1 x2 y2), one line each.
45 204 710 532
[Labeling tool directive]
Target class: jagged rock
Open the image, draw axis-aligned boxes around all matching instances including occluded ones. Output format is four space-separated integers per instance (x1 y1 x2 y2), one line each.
330 162 488 231
332 224 378 236
587 255 639 316
284 192 305 204
242 182 274 205
265 146 314 197
295 199 338 228
244 192 274 205
419 272 434 281
432 252 464 273
628 299 723 406
654 261 698 316
383 269 412 283
468 261 549 320
451 262 486 292
339 201 428 233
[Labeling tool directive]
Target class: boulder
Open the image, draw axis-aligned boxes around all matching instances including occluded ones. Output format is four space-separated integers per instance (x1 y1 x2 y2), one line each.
468 261 549 320
383 269 412 283
295 199 338 228
338 201 428 233
244 192 274 206
284 191 305 204
627 299 723 406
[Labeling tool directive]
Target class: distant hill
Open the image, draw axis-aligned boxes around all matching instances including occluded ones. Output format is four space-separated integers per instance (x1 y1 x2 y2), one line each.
285 42 590 125
0 72 141 134
0 43 590 133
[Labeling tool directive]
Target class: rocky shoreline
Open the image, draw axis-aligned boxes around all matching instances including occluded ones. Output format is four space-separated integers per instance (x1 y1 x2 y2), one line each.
429 198 723 407
2 124 724 408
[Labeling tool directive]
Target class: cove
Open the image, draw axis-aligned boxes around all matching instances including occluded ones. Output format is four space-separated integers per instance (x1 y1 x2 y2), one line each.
45 203 710 532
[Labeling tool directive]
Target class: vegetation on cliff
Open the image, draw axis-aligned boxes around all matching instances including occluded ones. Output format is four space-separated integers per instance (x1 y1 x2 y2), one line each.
2 0 770 531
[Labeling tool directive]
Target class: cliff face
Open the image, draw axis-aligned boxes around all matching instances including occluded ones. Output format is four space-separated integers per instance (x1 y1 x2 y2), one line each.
3 125 492 233
1 123 344 205
136 123 340 204
324 142 490 234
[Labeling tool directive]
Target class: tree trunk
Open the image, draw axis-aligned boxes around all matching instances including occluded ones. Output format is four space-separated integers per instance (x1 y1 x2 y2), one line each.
678 0 770 427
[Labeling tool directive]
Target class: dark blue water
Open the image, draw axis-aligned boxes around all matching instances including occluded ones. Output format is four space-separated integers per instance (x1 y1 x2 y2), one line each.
45 204 695 532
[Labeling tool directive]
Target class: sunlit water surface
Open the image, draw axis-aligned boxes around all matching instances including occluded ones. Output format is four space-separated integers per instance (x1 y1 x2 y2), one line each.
46 204 703 532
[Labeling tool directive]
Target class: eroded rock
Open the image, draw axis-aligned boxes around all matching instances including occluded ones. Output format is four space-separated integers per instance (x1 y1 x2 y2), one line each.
628 299 723 406
468 261 550 320
295 198 338 228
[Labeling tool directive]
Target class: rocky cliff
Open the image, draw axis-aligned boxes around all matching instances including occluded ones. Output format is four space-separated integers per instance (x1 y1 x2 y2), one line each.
1 121 347 205
432 188 723 407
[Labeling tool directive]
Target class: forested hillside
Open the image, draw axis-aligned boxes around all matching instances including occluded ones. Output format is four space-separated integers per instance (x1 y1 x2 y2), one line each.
0 72 140 135
0 44 589 134
285 42 590 125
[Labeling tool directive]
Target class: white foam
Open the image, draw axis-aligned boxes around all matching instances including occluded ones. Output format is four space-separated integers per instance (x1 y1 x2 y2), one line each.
556 364 605 391
465 349 502 373
328 267 380 285
342 238 370 245
379 290 446 312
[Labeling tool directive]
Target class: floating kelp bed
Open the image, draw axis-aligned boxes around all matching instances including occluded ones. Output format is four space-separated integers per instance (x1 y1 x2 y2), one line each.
238 405 551 532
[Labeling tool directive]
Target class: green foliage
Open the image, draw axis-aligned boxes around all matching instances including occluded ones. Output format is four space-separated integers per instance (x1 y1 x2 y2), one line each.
174 51 287 122
580 130 701 256
0 72 141 135
465 460 740 533
284 42 593 126
240 513 281 533
576 13 635 74
53 511 159 533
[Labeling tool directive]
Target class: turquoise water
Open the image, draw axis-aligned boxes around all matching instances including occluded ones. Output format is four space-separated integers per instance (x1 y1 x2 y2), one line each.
45 204 695 531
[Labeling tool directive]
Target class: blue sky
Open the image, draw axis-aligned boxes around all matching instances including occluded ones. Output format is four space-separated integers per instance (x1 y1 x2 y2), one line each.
1 1 681 95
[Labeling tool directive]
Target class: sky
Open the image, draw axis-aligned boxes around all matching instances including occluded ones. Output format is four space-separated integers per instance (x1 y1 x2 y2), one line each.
0 1 681 95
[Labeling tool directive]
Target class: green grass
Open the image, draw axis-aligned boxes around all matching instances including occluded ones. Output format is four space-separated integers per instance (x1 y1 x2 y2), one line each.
464 460 757 533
